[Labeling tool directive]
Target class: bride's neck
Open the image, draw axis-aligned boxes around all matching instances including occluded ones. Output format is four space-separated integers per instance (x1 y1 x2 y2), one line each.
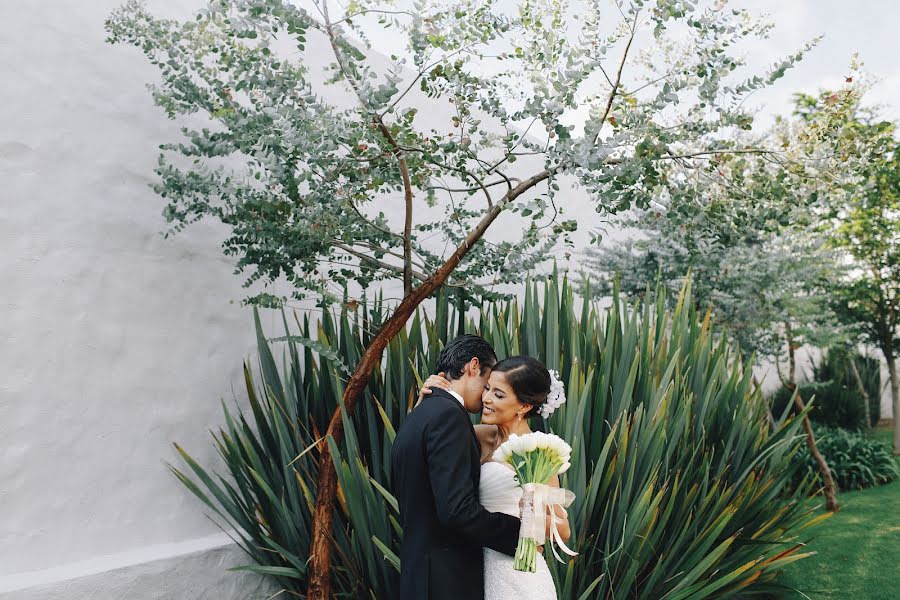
496 419 532 445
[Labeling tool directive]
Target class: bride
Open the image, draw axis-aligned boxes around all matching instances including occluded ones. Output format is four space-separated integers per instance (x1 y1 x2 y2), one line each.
421 355 571 600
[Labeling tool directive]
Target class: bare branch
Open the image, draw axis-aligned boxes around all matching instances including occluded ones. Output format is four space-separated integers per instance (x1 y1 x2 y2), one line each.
322 2 415 294
331 9 416 27
426 177 521 194
347 239 427 268
661 148 775 160
347 200 403 240
592 11 640 146
334 242 425 280
380 45 478 117
485 117 541 175
418 155 498 208
333 242 471 289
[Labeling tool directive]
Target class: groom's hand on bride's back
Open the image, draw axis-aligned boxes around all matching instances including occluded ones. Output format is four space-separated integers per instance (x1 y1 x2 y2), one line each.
415 372 452 407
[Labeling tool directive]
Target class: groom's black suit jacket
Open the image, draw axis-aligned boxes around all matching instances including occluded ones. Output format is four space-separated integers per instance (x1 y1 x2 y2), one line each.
391 387 520 600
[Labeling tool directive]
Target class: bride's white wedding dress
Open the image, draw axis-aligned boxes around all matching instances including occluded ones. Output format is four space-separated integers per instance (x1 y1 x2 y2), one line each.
480 461 558 600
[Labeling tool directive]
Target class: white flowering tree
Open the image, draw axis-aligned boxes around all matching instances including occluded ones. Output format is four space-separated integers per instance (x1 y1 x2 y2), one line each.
105 0 814 596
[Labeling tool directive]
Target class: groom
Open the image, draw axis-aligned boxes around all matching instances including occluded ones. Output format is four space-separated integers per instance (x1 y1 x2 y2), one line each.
391 334 521 600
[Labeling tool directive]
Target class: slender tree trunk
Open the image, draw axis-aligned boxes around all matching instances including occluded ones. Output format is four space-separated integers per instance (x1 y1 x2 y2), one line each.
786 321 797 384
791 389 840 511
306 172 550 600
887 352 900 455
847 354 872 430
868 275 898 453
784 322 839 511
399 138 414 296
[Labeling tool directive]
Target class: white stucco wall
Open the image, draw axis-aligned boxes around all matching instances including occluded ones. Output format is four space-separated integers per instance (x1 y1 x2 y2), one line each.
0 1 287 595
0 541 276 600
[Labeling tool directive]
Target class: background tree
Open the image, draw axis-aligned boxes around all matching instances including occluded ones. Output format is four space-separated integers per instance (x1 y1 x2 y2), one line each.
582 215 843 360
578 83 887 510
579 109 854 380
803 97 900 452
106 0 816 596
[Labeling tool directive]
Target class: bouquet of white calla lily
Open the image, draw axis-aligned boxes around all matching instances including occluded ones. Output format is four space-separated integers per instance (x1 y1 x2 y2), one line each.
492 432 577 572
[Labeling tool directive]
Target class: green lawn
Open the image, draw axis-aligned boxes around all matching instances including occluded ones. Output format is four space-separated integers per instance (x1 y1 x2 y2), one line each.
869 422 895 446
775 424 900 600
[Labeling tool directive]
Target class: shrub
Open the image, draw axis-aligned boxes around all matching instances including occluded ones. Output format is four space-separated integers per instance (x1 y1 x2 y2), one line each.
792 425 900 491
815 348 882 429
771 347 881 431
170 275 824 599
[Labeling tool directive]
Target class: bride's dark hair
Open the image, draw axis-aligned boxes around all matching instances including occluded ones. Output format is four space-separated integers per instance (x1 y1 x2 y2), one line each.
491 355 550 418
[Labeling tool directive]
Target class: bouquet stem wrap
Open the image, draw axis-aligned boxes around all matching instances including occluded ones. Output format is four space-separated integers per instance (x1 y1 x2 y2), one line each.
517 483 577 567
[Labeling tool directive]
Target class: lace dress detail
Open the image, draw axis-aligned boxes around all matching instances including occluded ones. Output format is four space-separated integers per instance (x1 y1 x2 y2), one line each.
479 461 558 600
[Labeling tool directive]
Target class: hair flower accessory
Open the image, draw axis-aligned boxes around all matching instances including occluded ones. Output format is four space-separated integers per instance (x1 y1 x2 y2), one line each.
539 370 566 419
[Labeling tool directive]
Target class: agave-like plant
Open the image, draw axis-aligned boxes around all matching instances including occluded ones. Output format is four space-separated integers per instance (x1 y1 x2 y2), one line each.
170 273 827 599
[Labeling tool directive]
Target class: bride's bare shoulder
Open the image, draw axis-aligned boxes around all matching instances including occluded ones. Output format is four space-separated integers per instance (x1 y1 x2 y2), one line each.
474 424 499 443
474 425 499 463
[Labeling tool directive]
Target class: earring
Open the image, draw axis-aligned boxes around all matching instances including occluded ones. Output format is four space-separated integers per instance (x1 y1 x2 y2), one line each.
517 414 522 422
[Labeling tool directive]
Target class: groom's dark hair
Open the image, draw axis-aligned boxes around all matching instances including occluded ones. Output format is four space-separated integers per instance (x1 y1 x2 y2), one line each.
435 334 497 380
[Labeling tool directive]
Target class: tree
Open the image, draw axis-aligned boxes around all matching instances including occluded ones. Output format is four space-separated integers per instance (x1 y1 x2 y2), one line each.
105 1 814 596
821 128 900 452
579 93 855 361
582 216 843 360
579 87 875 511
783 81 899 453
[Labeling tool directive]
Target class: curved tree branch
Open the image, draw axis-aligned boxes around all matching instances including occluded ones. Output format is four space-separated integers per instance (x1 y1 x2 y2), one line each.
307 167 552 600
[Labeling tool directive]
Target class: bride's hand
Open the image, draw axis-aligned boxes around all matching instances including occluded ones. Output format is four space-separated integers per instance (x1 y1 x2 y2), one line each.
416 372 451 405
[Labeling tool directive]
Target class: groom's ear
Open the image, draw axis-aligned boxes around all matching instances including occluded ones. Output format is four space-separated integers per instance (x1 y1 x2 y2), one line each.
464 356 481 377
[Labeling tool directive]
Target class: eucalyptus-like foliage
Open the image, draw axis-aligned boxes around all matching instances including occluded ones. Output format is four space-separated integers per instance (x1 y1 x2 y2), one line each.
105 0 813 306
798 87 900 452
171 273 824 599
578 75 880 362
580 183 847 363
108 2 826 594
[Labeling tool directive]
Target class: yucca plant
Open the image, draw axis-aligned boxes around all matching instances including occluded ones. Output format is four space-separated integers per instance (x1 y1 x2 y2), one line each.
539 277 826 599
170 273 826 599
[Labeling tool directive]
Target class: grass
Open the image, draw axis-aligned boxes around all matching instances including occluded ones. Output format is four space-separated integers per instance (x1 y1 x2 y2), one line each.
774 423 899 600
869 422 894 446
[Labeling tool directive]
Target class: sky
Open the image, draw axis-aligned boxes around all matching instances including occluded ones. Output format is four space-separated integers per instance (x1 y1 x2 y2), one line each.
729 0 900 124
355 0 900 126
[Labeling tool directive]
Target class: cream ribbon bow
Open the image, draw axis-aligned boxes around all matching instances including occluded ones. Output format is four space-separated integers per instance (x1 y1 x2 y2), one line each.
520 482 578 563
